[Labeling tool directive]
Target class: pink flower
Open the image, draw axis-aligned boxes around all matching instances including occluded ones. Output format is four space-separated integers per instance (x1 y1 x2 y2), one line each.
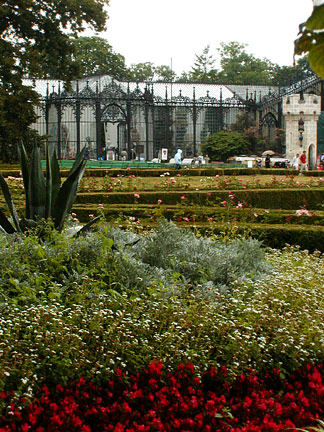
157 199 162 204
183 217 189 222
129 175 132 179
180 195 185 200
208 217 214 222
98 204 104 209
71 212 77 217
221 200 227 206
208 192 211 196
126 167 130 171
176 173 181 177
215 174 219 178
254 212 258 218
89 214 94 219
134 193 140 198
134 185 137 189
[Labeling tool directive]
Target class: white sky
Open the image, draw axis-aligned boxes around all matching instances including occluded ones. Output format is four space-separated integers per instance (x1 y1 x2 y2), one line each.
95 0 314 75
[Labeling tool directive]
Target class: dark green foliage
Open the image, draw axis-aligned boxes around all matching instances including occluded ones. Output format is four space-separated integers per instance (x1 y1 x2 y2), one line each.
201 131 251 162
70 36 129 80
0 0 108 162
217 42 274 85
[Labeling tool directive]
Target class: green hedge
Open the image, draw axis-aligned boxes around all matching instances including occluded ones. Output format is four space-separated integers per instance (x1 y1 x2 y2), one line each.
72 203 324 225
218 223 324 253
1 165 323 178
75 188 324 210
78 167 322 178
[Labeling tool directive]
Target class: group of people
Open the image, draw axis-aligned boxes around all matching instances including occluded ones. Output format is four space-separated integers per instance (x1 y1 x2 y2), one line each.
291 150 308 173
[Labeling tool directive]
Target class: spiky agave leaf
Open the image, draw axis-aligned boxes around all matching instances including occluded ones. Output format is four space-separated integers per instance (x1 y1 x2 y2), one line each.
49 146 61 217
18 218 38 232
52 159 86 231
68 147 86 178
0 173 21 232
28 143 46 220
45 142 61 219
45 143 52 219
17 141 30 219
0 207 16 234
74 216 101 238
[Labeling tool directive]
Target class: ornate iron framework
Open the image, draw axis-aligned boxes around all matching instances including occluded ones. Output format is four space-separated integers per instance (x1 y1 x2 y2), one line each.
35 73 324 160
39 79 247 159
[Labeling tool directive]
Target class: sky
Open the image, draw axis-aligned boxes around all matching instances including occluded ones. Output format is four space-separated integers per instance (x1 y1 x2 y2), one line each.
95 0 314 75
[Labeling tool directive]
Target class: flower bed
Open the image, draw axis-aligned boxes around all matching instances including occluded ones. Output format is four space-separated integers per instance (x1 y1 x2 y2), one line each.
1 362 324 431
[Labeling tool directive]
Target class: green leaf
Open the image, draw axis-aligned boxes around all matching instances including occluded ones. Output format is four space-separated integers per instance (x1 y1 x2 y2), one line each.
53 160 86 231
0 207 16 234
28 143 46 220
17 141 30 219
0 173 21 232
308 43 324 78
306 5 324 30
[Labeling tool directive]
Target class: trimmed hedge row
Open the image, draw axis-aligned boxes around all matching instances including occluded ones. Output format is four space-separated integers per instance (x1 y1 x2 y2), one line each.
75 188 324 210
1 166 323 178
72 203 324 225
73 167 324 178
210 222 324 253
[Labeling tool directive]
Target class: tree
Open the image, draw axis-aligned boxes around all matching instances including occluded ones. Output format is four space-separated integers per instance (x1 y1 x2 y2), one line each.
154 65 176 82
295 3 324 78
71 36 128 80
271 56 313 86
201 131 250 162
217 42 273 85
0 0 108 162
128 62 155 81
189 45 218 82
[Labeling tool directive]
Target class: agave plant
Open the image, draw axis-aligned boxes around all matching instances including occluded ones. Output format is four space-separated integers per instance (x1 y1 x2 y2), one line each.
0 142 99 234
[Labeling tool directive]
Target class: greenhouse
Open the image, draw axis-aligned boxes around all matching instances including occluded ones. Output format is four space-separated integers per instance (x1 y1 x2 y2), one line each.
26 76 278 161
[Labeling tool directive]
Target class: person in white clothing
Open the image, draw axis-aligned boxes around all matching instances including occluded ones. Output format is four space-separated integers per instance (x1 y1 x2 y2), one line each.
291 153 299 170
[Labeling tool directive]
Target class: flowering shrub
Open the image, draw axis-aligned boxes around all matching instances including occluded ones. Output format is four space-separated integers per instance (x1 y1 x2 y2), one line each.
2 362 324 431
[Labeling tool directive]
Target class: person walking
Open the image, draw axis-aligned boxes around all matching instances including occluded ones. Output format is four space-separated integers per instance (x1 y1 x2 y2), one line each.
174 149 182 170
291 153 299 170
299 150 307 174
265 154 271 168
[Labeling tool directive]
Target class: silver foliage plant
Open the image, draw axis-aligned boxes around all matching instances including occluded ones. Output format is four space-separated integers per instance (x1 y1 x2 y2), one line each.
108 220 269 297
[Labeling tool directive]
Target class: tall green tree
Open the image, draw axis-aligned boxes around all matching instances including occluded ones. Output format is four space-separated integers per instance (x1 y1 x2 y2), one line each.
128 62 155 81
0 0 108 162
71 36 128 80
190 45 218 82
154 65 177 82
271 56 313 86
217 42 273 85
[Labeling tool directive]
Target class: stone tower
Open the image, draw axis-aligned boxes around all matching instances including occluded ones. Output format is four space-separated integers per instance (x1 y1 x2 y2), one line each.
283 93 320 169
